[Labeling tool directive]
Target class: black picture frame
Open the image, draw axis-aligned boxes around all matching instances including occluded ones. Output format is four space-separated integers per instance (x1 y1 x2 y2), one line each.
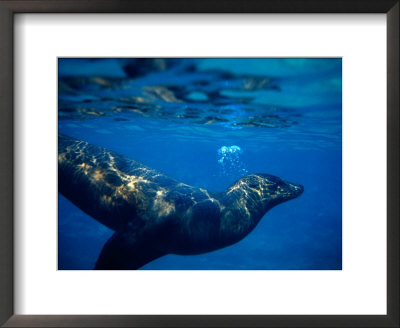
0 1 398 327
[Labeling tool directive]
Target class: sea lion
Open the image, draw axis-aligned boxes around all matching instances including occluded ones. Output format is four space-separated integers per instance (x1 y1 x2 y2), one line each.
58 134 303 269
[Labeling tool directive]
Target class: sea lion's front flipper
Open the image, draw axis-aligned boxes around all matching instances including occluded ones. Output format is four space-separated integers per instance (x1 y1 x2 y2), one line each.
95 232 166 270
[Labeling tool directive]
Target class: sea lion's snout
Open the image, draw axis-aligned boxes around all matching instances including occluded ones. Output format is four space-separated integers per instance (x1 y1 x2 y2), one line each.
270 177 304 202
287 182 304 198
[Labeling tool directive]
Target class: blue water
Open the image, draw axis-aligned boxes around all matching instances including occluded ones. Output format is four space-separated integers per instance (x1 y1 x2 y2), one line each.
58 58 342 270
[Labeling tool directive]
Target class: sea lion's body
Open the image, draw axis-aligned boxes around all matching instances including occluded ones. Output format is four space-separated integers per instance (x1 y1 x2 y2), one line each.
58 134 303 269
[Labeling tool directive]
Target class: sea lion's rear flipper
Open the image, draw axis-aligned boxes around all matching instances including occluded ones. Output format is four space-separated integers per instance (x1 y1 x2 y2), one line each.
95 232 166 270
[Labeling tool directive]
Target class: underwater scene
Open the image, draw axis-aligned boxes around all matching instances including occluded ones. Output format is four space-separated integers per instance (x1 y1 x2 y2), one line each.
58 58 342 270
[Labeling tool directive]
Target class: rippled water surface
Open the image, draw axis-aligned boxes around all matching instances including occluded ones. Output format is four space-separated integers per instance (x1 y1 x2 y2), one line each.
58 58 342 270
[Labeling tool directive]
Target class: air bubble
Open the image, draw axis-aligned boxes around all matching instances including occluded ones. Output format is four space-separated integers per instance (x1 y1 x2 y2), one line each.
217 145 248 178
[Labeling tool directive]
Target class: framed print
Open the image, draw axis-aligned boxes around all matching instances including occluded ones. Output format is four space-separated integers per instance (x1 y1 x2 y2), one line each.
0 1 398 327
56 57 339 272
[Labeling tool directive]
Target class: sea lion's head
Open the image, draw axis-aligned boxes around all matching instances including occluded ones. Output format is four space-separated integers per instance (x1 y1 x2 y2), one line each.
248 173 303 201
226 173 303 213
218 173 303 245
